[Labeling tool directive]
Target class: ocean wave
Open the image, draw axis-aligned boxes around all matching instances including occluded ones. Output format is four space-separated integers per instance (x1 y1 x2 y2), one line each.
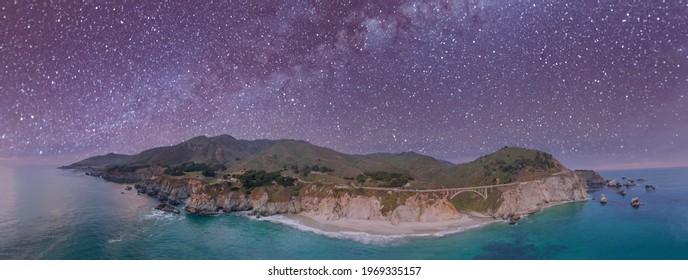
246 214 487 245
107 238 122 244
140 209 185 221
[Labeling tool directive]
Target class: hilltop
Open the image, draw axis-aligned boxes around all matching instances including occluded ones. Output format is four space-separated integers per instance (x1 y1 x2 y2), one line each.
65 135 587 226
65 135 566 189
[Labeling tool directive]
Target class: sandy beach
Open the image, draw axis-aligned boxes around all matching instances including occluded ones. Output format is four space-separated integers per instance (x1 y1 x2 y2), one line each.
283 212 498 236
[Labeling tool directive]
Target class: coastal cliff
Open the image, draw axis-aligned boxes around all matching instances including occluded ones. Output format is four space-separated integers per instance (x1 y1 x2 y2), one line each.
67 135 591 225
298 189 461 224
134 177 203 205
142 171 586 224
180 184 461 224
575 169 607 188
491 172 588 219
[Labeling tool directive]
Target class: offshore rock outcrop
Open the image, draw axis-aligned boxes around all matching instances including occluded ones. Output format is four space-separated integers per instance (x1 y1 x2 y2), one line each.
155 203 180 214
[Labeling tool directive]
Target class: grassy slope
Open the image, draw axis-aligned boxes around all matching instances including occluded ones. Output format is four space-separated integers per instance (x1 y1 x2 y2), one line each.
436 147 566 188
70 137 574 214
71 136 566 191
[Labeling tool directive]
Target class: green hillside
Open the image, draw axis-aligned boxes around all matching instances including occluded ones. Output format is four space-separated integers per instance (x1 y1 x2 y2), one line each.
372 151 454 182
68 136 565 190
435 146 566 188
232 140 361 176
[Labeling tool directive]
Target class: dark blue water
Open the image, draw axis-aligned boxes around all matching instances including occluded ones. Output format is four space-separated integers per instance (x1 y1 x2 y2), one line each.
1 165 686 259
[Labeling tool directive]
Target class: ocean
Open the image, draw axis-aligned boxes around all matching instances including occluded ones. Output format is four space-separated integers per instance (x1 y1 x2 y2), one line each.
1 165 687 259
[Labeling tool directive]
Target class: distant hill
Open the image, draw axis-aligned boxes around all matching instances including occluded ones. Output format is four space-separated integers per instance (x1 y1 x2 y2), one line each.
66 135 565 188
360 151 454 181
65 135 276 168
435 147 566 187
64 152 132 168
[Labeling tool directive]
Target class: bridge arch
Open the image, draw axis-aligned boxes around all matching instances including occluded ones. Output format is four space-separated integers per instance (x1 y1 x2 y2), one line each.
448 188 489 200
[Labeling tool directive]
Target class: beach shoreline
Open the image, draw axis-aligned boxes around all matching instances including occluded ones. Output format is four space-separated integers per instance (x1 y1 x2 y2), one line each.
280 212 499 236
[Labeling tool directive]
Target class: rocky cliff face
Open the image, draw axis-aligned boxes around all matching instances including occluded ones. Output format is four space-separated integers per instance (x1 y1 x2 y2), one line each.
183 187 302 217
575 169 607 188
181 185 461 224
184 193 219 216
490 172 588 219
140 172 587 223
135 177 204 205
297 188 460 224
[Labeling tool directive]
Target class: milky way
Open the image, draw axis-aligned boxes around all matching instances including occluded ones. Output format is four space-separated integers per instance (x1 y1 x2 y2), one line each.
2 0 687 169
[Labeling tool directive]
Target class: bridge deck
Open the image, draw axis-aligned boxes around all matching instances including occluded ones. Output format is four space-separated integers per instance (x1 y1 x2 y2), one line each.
334 171 572 199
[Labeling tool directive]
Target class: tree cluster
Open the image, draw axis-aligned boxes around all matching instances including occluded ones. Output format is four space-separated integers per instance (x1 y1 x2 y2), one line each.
360 171 414 188
285 163 334 177
233 170 297 189
164 162 224 177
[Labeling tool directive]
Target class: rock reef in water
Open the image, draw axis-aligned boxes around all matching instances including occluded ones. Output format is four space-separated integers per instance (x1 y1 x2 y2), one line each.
631 197 641 208
155 203 180 214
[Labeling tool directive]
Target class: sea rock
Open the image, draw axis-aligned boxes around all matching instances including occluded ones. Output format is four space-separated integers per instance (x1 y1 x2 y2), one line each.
507 214 522 225
630 197 641 208
607 180 621 188
600 194 607 204
644 184 656 190
184 193 218 216
617 190 627 196
155 203 180 214
125 186 133 191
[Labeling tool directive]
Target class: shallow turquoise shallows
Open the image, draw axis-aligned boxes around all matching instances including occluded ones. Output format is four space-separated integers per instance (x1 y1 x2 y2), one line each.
1 165 687 259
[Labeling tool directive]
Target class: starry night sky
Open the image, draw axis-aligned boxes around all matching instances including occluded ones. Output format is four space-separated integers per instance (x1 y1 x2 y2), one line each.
2 0 687 169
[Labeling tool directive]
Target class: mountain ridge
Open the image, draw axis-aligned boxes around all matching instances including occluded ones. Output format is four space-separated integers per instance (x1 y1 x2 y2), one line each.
65 134 566 189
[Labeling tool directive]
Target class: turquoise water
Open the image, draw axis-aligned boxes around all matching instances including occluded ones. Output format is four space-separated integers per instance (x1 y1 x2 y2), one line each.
1 165 687 259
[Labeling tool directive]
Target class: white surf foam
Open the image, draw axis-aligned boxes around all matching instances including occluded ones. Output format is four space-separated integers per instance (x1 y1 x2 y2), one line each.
246 214 489 245
140 209 185 221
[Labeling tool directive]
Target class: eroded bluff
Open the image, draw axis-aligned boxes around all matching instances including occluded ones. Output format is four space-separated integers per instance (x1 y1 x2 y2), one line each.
138 171 587 223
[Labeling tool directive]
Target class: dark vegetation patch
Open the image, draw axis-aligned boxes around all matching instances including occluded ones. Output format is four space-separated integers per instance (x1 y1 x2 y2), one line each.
357 171 415 188
164 162 222 177
285 164 334 177
233 170 297 189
